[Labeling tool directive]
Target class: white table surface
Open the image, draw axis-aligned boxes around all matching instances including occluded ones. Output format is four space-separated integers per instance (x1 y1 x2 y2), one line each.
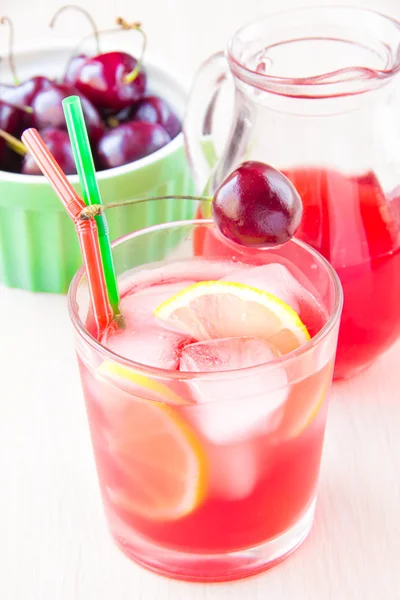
1 284 400 600
1 0 400 597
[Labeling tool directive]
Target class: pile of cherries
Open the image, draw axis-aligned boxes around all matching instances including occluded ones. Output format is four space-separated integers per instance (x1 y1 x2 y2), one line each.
0 11 181 175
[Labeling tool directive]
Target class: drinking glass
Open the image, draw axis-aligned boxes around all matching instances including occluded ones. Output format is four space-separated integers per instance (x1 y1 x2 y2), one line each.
68 200 342 581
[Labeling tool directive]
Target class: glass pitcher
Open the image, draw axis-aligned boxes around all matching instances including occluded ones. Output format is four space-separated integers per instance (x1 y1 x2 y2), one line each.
184 6 400 380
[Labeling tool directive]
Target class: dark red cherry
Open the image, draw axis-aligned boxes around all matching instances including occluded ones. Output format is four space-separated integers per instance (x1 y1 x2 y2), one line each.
0 77 52 134
31 82 104 141
212 161 303 247
63 54 87 85
0 138 21 172
117 95 181 139
0 128 25 173
97 121 170 169
0 100 23 136
0 76 51 108
0 136 11 170
22 128 76 175
75 51 146 112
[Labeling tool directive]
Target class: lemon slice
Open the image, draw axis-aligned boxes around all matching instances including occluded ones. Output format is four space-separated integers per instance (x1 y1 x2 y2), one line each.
277 362 333 438
105 398 207 521
154 280 310 354
97 360 186 405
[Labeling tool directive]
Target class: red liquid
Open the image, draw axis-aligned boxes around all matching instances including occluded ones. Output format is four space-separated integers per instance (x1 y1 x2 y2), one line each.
285 168 400 378
78 258 335 579
197 169 400 378
80 358 331 555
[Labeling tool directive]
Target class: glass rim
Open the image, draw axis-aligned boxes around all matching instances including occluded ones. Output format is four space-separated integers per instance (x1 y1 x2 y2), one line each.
68 217 343 380
227 6 400 99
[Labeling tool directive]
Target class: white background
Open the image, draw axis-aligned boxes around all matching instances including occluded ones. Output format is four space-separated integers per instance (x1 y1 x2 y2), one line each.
1 0 400 599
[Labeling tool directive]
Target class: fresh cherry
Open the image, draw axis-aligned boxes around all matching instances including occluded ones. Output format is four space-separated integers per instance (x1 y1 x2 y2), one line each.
0 138 21 172
116 95 181 139
0 77 52 137
31 82 104 141
0 76 51 110
0 136 10 169
75 51 146 112
212 161 303 247
97 121 170 169
0 100 24 136
0 127 25 172
22 128 76 175
63 54 88 85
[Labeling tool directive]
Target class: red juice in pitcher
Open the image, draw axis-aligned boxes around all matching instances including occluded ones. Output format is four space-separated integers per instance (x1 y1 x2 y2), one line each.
285 167 400 379
195 168 400 379
184 7 400 379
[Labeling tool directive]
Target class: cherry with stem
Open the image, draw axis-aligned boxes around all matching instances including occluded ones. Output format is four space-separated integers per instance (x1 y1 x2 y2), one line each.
69 18 146 83
0 98 32 137
0 127 76 175
73 18 147 111
115 17 147 84
0 126 26 171
213 161 303 247
80 162 303 250
0 127 26 155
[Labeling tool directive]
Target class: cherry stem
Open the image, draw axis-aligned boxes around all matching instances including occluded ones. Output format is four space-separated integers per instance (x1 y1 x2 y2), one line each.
115 18 147 84
0 128 27 156
0 17 19 85
80 196 212 220
0 98 33 114
107 115 120 128
67 25 122 77
50 4 100 55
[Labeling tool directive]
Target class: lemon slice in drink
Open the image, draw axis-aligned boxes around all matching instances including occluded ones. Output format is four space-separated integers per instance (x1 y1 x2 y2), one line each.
154 281 310 354
97 360 186 405
96 362 207 520
277 363 333 438
106 398 208 521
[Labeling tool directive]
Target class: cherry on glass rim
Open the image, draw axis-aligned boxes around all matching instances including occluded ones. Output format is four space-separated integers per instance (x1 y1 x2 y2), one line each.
212 161 304 248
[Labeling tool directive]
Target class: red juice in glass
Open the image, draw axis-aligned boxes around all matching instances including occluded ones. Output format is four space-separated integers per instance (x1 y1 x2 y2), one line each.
69 209 342 581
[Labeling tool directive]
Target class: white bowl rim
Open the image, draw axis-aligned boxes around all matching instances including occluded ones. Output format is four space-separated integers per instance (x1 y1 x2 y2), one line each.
0 45 188 185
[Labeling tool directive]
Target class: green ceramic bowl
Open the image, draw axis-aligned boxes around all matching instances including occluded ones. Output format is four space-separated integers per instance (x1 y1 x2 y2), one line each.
0 47 195 293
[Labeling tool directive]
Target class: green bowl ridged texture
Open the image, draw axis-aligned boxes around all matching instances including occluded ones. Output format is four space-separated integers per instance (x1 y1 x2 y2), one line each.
0 142 195 293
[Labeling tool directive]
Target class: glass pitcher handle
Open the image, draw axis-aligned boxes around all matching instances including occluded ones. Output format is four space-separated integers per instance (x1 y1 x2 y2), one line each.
184 51 230 193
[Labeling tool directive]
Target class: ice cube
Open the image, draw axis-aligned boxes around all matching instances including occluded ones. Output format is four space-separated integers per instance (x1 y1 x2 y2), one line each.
104 326 188 370
180 336 276 372
210 442 258 500
180 337 287 443
221 263 302 313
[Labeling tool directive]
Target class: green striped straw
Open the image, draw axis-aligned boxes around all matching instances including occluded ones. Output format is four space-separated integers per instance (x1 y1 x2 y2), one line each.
62 95 120 314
